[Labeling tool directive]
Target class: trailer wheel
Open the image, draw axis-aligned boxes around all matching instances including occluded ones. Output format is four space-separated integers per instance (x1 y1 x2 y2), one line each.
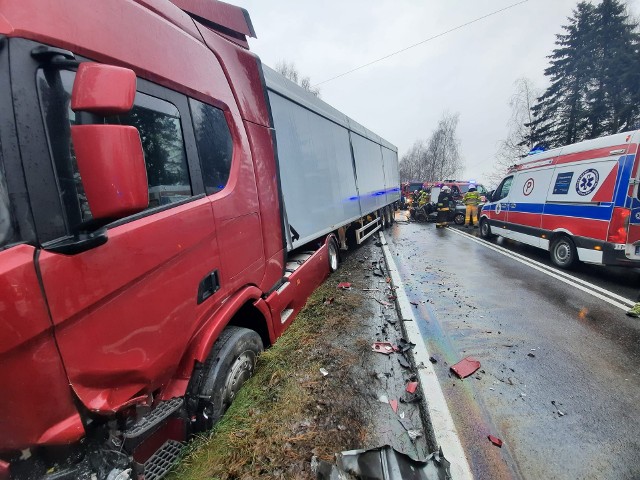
191 326 263 432
480 219 494 239
550 235 577 269
328 238 340 272
379 209 387 230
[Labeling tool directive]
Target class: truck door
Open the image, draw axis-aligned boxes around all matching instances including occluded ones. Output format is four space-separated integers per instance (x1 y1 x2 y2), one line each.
0 40 82 449
490 175 514 238
13 43 224 413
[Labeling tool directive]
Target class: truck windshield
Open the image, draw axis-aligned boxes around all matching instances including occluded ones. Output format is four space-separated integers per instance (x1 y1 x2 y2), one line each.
408 184 423 192
0 143 19 249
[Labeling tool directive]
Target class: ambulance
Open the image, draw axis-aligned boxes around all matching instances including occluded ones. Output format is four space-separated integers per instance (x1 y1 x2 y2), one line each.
479 131 640 269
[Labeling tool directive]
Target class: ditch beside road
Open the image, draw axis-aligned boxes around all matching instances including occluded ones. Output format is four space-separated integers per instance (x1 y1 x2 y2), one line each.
169 237 443 479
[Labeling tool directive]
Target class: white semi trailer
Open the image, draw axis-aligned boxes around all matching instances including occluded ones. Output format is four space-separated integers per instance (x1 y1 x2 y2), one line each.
263 65 400 250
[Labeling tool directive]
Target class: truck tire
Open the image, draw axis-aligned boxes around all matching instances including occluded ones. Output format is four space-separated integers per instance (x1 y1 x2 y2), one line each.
480 218 494 239
328 237 340 272
550 235 578 269
192 326 263 432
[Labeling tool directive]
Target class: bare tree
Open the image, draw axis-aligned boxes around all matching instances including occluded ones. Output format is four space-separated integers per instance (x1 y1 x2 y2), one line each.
399 112 463 182
275 60 321 97
427 112 463 180
488 78 540 187
399 140 427 182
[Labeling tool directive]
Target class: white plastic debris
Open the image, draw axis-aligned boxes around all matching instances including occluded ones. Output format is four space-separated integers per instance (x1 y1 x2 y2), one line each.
320 368 329 376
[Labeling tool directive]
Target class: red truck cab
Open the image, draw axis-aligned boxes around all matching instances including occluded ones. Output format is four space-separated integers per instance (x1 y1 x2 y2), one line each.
0 1 337 478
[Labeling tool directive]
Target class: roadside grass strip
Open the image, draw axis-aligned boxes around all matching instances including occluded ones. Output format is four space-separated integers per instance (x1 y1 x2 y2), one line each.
169 275 367 480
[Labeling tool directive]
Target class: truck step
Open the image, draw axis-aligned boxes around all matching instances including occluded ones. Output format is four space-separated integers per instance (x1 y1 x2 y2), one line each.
280 308 294 324
143 439 183 480
124 398 183 439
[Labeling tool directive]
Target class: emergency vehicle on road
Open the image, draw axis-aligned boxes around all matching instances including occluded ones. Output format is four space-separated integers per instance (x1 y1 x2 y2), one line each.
480 131 640 269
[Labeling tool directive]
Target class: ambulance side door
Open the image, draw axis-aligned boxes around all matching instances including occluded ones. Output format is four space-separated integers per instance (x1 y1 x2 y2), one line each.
490 175 514 238
508 167 555 247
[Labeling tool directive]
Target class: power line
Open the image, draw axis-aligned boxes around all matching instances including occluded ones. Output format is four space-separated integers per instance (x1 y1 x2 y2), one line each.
313 0 528 87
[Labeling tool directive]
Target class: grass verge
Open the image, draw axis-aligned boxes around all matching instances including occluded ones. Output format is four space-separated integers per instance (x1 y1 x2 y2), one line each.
169 271 369 480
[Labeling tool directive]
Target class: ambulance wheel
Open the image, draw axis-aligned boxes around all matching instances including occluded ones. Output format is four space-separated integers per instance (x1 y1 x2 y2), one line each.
454 213 465 225
480 219 494 239
328 237 340 272
550 235 577 269
191 326 263 432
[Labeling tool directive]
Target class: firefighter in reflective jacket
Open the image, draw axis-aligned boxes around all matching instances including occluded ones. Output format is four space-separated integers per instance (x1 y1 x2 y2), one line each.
436 186 453 228
462 186 481 228
418 188 430 206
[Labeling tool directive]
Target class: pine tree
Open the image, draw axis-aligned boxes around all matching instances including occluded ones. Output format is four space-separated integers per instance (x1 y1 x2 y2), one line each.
587 0 640 135
528 2 597 149
527 0 640 149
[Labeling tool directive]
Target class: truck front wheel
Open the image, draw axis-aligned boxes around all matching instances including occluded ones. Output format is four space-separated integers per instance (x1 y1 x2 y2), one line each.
550 235 578 269
191 326 263 432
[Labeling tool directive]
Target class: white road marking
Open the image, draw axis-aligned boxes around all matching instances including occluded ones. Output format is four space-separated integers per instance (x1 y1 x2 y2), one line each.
448 228 636 310
380 232 474 480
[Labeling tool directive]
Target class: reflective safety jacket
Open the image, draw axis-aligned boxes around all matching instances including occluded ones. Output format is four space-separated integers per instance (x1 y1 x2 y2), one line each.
463 191 482 206
418 191 430 206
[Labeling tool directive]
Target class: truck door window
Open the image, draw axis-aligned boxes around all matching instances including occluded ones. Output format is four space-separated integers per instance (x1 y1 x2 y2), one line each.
189 99 233 195
495 176 513 201
113 94 191 208
36 68 192 229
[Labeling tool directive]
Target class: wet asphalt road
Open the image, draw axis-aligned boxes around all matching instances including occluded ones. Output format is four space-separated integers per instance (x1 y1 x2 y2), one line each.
386 213 640 480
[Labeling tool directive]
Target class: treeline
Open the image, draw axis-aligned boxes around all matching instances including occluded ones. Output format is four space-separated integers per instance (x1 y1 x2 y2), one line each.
399 112 463 182
527 0 640 149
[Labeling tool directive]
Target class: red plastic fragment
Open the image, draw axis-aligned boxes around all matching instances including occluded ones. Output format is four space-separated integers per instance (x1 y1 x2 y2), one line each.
389 400 398 413
406 381 419 394
0 460 9 480
337 282 352 290
450 357 481 379
488 435 503 447
372 342 396 355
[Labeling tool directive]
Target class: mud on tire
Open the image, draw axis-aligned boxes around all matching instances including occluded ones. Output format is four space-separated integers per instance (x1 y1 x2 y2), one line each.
189 326 263 432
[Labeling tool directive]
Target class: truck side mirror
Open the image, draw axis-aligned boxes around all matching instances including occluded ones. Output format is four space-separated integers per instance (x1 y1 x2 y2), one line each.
71 63 136 115
71 125 148 220
70 63 148 221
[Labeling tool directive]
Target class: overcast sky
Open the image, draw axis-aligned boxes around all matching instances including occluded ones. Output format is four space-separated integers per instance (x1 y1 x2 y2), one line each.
232 0 640 186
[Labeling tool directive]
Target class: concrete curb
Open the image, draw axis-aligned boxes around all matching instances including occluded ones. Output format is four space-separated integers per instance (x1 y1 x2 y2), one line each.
380 230 474 480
